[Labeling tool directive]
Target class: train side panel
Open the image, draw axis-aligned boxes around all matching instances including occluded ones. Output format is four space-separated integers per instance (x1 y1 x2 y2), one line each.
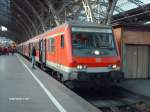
45 25 73 80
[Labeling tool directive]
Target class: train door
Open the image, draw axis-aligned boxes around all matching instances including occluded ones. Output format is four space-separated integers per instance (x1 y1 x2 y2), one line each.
42 39 46 65
39 39 46 65
56 36 61 69
28 43 31 57
56 35 65 70
39 40 42 63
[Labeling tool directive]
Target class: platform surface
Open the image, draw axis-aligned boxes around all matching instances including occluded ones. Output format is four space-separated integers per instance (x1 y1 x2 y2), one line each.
119 79 150 97
0 54 101 112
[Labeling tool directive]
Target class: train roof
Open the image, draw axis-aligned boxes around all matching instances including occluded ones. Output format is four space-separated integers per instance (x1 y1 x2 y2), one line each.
19 21 112 44
64 21 112 29
42 21 112 36
36 21 112 37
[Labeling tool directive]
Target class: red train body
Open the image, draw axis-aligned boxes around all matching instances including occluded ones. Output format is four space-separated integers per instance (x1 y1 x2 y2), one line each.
17 21 124 85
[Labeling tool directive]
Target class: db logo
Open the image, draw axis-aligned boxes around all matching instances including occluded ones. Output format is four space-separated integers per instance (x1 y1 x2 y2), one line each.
96 58 101 62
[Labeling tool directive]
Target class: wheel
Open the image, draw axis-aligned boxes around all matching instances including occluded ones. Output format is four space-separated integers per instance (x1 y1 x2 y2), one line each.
57 73 63 82
52 71 57 78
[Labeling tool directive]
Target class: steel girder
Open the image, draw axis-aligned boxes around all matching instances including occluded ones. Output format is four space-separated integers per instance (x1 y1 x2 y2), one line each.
128 0 144 6
43 0 61 25
0 0 32 41
62 0 145 25
24 0 46 32
35 0 55 30
10 13 32 40
0 7 33 42
80 0 119 24
0 14 28 42
58 0 124 23
0 0 148 43
82 0 94 22
0 3 31 36
12 1 38 35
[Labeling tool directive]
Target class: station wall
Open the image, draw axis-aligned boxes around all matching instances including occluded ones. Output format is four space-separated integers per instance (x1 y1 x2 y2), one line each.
113 25 150 79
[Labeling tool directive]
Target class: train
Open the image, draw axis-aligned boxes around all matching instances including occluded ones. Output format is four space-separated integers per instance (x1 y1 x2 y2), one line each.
17 21 124 87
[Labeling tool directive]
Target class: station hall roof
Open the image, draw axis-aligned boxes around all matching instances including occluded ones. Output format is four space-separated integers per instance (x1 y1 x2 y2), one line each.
0 0 149 43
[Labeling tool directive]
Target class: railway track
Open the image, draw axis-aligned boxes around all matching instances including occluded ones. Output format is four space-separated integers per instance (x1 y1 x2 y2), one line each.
72 86 150 112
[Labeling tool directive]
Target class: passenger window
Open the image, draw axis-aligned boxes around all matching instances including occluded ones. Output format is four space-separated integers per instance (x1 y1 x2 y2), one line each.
48 38 55 52
61 35 64 48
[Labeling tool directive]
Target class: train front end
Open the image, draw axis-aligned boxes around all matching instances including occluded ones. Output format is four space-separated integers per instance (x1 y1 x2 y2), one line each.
68 25 124 85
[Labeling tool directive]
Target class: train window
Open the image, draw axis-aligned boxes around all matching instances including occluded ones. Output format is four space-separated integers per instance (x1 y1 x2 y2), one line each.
34 43 36 49
72 32 117 57
61 35 64 48
48 38 55 52
35 42 39 50
36 43 38 49
33 42 38 50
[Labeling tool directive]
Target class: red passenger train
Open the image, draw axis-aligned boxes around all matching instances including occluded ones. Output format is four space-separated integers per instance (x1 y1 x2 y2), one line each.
17 21 124 86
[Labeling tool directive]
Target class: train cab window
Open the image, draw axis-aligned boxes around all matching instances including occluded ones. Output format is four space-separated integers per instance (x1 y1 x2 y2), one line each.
48 38 55 52
72 28 117 57
61 35 64 48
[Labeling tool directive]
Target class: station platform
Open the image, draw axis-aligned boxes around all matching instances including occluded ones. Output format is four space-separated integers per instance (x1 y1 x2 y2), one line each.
0 54 101 112
119 79 150 98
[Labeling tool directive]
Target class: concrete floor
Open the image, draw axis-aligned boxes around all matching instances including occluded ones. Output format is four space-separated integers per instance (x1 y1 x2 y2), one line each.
0 54 101 112
119 79 150 98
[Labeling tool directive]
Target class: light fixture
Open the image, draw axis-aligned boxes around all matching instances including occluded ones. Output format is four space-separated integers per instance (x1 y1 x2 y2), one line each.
144 21 150 25
0 26 7 31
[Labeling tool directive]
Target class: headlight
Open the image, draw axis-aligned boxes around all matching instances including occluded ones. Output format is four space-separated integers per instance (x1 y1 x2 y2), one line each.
112 64 117 69
108 64 120 70
77 65 87 70
94 50 100 55
77 65 83 70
